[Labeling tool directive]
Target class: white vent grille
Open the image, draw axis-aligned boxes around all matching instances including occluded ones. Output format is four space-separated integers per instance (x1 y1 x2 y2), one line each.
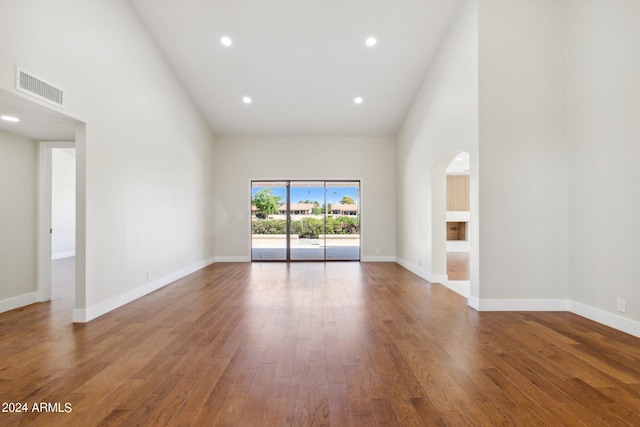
16 68 64 107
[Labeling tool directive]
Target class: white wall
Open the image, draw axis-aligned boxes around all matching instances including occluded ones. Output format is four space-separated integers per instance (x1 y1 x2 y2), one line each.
395 0 479 291
214 137 395 261
477 0 569 306
52 148 75 259
567 0 640 326
0 130 37 309
2 0 635 337
0 0 216 321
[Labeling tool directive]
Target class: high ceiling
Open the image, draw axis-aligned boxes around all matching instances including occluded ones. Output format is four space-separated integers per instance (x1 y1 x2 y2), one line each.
0 1 464 141
129 0 464 137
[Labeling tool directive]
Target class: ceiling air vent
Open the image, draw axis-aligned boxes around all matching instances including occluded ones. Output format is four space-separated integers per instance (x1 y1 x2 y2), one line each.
16 67 64 107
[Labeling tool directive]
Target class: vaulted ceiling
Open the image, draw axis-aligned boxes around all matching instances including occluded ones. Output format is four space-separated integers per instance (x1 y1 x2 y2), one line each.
0 1 465 140
129 0 464 137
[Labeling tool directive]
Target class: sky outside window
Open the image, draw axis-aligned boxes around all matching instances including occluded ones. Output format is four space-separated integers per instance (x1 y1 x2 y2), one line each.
251 184 358 206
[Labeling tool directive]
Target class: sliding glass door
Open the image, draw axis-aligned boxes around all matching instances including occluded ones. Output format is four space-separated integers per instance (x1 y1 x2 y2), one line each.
325 182 360 260
250 182 287 261
289 181 325 261
251 180 360 261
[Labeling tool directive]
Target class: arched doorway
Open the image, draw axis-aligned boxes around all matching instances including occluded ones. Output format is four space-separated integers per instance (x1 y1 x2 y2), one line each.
431 150 477 303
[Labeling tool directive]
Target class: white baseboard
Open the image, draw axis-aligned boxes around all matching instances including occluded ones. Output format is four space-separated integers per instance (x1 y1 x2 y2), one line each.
468 295 479 310
393 263 640 337
475 298 570 311
0 292 38 314
73 257 216 323
395 257 447 283
443 280 470 298
570 300 640 339
215 255 394 263
52 250 75 260
214 256 251 262
469 298 640 338
361 255 395 262
431 274 448 283
395 257 428 280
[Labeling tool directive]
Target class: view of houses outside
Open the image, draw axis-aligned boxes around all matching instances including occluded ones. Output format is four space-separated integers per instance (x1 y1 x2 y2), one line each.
251 181 360 261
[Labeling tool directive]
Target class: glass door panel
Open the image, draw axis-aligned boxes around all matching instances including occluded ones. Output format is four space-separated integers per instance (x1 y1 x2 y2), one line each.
251 181 287 261
251 180 360 262
289 181 325 261
325 181 360 260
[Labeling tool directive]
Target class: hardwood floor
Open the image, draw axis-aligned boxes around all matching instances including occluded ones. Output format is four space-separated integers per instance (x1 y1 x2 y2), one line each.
2 262 640 426
447 252 469 281
51 256 75 320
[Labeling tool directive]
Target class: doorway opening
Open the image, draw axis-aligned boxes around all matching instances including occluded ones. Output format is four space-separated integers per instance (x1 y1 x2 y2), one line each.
0 89 85 322
445 152 470 282
250 180 360 261
51 147 76 305
37 142 76 312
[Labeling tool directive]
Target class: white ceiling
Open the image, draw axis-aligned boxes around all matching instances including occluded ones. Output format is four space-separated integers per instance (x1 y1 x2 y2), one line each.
129 0 464 137
0 2 464 141
446 151 470 175
0 90 78 141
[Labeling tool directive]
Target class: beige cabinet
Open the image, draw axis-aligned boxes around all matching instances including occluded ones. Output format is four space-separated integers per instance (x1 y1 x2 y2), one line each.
446 175 469 211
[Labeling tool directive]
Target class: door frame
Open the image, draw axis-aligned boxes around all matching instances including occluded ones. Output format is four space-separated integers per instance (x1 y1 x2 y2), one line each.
37 141 75 302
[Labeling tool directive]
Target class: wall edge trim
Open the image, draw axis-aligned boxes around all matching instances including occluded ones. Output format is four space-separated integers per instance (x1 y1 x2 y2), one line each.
361 255 396 262
570 300 640 339
475 298 571 312
443 280 470 298
395 256 447 283
214 256 251 263
0 292 38 314
72 257 216 323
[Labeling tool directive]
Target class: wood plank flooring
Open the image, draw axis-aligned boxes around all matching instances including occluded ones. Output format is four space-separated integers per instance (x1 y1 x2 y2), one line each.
447 252 469 281
2 261 640 426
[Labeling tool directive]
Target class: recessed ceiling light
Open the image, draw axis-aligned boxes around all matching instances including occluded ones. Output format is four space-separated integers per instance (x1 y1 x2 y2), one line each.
365 37 377 47
0 115 20 122
456 157 464 161
242 96 252 104
354 97 364 105
220 36 232 47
